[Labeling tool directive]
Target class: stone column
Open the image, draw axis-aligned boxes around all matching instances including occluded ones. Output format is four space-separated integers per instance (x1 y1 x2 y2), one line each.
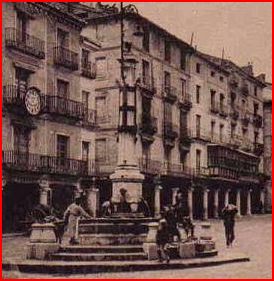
172 188 179 205
246 189 252 216
39 179 51 206
86 188 100 217
224 189 230 206
203 188 209 220
213 189 219 218
187 187 193 220
260 189 265 214
154 185 162 218
236 189 242 217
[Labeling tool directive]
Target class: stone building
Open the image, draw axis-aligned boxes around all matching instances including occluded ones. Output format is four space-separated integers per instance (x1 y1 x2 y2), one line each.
263 82 272 212
2 2 268 232
2 2 97 232
78 5 266 219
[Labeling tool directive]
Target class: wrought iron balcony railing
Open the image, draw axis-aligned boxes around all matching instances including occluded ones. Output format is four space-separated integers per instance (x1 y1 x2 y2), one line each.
81 60 96 79
2 150 94 176
162 86 177 103
139 75 155 95
163 121 178 140
230 105 240 120
240 111 251 126
178 93 192 109
5 27 45 59
253 114 263 128
253 143 264 156
82 108 96 127
53 46 79 71
162 161 194 178
139 114 157 135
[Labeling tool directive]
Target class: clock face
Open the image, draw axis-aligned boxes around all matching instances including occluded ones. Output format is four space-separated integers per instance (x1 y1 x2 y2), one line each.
25 88 41 115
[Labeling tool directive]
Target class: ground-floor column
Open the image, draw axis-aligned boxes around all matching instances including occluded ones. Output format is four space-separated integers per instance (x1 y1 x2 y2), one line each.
172 188 179 205
236 189 242 217
213 189 219 218
39 179 51 206
187 187 193 220
224 188 230 206
154 185 162 218
260 188 266 214
246 188 252 216
203 188 209 220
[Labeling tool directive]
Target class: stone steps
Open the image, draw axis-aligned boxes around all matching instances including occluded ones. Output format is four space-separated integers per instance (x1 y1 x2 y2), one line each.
60 245 144 254
50 252 148 262
196 250 218 258
79 233 147 245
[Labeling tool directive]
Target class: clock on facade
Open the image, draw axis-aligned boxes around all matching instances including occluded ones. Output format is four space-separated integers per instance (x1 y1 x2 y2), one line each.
25 87 41 115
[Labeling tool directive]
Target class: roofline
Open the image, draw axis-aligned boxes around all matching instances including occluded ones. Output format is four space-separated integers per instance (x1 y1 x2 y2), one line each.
87 12 194 53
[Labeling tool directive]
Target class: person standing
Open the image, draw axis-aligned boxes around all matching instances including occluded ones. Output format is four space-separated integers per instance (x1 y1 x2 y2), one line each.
63 197 91 245
156 219 170 263
222 204 238 247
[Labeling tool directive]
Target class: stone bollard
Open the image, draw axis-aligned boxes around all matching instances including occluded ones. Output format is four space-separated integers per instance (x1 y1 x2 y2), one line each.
195 222 216 254
143 222 159 260
27 223 60 260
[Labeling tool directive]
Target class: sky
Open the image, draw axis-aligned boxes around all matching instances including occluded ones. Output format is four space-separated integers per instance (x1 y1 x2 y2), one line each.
128 2 272 82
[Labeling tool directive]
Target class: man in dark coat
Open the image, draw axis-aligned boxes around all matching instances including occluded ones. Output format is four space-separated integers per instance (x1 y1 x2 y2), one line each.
163 205 181 242
222 204 238 247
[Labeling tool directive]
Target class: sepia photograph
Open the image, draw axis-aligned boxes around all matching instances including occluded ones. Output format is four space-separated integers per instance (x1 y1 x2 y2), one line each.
2 1 272 279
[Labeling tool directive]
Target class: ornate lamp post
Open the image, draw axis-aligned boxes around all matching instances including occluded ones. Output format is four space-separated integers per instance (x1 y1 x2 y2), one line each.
110 3 145 211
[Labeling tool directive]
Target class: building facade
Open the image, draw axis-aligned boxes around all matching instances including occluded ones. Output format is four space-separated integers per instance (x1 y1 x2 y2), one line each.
2 2 268 232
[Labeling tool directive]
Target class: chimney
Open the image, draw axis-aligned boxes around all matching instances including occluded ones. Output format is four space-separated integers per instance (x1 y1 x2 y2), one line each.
241 63 254 76
256 73 266 83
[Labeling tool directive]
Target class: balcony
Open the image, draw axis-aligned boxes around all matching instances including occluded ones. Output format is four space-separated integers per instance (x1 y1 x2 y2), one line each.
241 140 253 153
53 46 79 71
138 75 155 97
162 86 177 103
43 96 84 120
5 27 45 59
2 150 93 176
139 114 157 143
179 128 192 152
139 158 162 175
230 105 240 120
241 111 250 127
178 93 192 110
82 108 96 127
218 103 228 117
253 114 263 128
3 85 26 108
163 122 178 147
81 60 96 79
162 162 193 178
253 143 264 156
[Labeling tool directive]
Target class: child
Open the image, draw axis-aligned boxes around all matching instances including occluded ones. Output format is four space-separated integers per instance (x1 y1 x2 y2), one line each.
156 219 171 263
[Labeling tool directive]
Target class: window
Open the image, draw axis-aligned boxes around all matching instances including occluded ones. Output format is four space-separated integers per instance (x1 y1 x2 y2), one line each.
16 12 28 42
254 102 259 115
95 97 107 123
181 79 186 99
219 124 224 142
196 115 201 138
196 63 201 74
211 121 215 140
220 93 225 111
231 92 236 107
164 40 171 62
82 49 90 66
57 28 69 48
196 149 201 171
210 71 215 77
196 85 201 104
142 27 150 52
142 144 151 161
82 91 89 110
82 141 90 162
231 124 236 139
220 76 224 82
14 126 30 153
164 102 172 122
254 131 259 144
242 99 246 111
57 135 69 161
180 49 187 70
254 86 258 96
164 71 171 91
142 60 150 85
95 139 106 163
15 68 30 96
96 57 107 78
57 79 69 98
210 90 216 108
180 111 188 135
242 128 248 141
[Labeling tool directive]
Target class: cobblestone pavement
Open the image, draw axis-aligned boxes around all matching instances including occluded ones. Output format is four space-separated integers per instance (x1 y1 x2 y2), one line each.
2 214 272 279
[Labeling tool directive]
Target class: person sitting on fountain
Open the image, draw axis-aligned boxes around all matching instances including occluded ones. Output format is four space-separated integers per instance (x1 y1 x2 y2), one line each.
101 197 115 217
137 197 151 217
117 188 131 213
